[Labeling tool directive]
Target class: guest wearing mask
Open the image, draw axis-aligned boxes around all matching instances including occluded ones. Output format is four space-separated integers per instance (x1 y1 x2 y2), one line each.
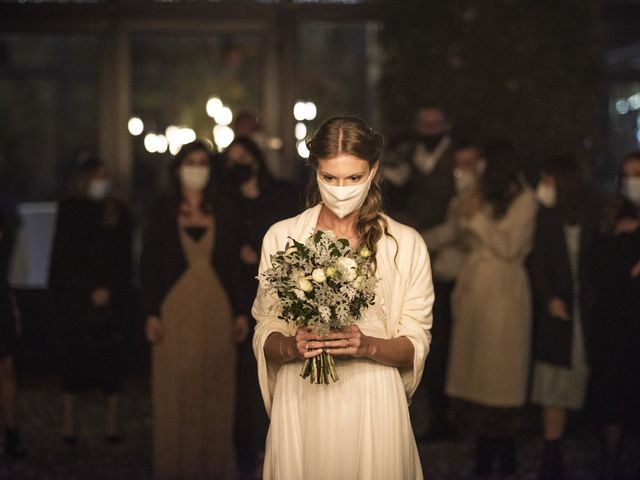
49 157 133 444
419 139 484 440
445 139 538 478
382 104 455 231
222 136 302 478
529 156 596 480
143 140 246 479
0 199 25 458
587 151 640 480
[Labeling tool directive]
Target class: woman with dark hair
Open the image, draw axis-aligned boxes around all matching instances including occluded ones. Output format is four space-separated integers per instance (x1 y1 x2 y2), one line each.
252 116 434 479
222 136 302 477
445 139 538 477
529 156 597 480
49 156 132 444
142 140 246 479
587 151 640 480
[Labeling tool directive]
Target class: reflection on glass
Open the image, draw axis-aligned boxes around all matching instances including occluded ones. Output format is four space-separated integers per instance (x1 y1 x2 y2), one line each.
0 34 100 201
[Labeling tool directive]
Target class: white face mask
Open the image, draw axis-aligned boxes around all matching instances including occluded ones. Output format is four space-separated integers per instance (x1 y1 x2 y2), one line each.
453 170 478 195
317 172 373 219
622 177 640 205
180 165 210 192
87 179 112 201
535 182 557 208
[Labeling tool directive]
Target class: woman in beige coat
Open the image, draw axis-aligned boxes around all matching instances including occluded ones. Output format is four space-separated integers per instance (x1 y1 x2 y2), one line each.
445 139 538 478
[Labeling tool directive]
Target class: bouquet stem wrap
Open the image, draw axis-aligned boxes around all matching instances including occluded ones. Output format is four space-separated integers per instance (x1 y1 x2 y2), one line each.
301 350 338 384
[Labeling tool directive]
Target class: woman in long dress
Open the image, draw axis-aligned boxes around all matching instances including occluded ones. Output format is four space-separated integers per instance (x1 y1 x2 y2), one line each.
49 157 133 444
529 156 596 480
142 140 246 480
587 151 640 480
445 139 538 477
221 136 302 476
252 116 434 480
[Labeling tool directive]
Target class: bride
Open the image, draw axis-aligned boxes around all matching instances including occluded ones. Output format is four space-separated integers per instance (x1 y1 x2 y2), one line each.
252 116 434 480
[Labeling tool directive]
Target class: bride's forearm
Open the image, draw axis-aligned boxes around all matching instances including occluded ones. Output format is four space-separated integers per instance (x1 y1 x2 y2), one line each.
264 332 296 364
366 336 414 368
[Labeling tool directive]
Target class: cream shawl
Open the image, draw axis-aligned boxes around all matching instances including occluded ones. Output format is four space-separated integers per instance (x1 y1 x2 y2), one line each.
252 204 434 416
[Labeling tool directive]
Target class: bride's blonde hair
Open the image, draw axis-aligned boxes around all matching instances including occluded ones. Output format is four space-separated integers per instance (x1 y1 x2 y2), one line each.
305 116 392 260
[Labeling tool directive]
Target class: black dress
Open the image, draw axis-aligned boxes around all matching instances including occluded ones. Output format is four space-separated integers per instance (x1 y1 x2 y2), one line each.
0 203 18 360
49 197 133 393
231 178 302 474
587 201 640 428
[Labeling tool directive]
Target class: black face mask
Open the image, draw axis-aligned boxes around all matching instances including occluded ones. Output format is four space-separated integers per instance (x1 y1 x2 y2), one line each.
229 163 255 185
417 134 445 151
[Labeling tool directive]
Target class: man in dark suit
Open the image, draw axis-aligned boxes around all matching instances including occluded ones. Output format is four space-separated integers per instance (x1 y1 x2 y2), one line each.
382 104 456 232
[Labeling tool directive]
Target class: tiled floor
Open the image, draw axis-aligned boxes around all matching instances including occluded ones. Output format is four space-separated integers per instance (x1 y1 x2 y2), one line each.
1 375 638 479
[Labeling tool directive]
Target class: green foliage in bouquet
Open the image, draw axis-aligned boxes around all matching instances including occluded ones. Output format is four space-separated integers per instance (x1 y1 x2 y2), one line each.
260 230 378 384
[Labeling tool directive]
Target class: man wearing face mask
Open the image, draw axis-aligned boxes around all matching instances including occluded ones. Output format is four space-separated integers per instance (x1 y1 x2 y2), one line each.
221 136 303 478
382 104 456 232
416 139 484 441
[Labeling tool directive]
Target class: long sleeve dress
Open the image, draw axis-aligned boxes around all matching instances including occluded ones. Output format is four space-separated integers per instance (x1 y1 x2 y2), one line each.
252 204 434 480
446 189 538 408
49 197 132 393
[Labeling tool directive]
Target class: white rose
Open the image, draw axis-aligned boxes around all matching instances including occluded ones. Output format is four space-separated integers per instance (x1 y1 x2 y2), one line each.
312 268 326 283
325 266 337 277
359 245 372 258
337 257 358 282
298 278 313 292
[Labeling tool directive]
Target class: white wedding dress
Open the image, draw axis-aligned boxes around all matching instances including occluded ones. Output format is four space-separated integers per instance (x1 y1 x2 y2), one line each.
262 287 424 480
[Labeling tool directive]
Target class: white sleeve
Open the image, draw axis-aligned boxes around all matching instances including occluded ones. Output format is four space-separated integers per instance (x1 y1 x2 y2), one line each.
251 224 295 417
393 230 434 400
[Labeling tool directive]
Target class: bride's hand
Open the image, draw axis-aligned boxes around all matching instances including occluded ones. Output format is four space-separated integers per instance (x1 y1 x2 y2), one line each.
324 325 372 358
293 326 325 359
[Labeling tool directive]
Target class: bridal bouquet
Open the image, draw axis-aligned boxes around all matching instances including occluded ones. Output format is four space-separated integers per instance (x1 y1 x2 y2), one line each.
260 230 377 384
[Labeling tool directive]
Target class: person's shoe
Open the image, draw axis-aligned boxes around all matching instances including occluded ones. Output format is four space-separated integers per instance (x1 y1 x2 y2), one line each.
496 436 517 476
538 439 563 480
4 428 26 459
472 435 495 477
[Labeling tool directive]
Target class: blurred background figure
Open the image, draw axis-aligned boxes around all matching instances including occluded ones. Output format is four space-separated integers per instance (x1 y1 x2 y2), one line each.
221 136 301 478
382 104 455 230
0 198 26 458
529 156 597 480
587 151 640 480
419 138 484 441
445 139 538 478
383 104 456 438
142 140 247 480
49 156 133 444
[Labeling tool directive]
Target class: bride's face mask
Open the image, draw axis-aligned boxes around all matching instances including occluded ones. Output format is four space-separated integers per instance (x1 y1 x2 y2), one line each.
316 155 377 219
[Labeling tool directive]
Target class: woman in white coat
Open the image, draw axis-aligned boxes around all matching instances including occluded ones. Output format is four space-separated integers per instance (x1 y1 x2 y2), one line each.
445 139 538 478
252 116 434 480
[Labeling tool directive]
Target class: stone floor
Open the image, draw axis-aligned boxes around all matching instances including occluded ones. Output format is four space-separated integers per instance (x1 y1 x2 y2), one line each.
1 375 638 479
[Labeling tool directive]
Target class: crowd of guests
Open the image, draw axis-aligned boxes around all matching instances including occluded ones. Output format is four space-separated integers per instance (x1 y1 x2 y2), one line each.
384 105 640 480
0 105 638 480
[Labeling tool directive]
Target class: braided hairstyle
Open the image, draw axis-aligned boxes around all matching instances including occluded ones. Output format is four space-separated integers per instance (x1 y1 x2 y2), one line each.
305 116 391 260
